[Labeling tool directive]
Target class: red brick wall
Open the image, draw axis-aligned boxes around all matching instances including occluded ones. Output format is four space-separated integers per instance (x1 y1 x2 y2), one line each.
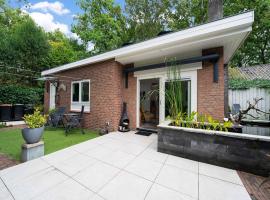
197 47 225 120
44 60 138 131
44 59 123 131
122 65 137 129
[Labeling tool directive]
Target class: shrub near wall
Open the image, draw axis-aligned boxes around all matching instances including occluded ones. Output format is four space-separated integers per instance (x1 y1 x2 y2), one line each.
0 85 43 105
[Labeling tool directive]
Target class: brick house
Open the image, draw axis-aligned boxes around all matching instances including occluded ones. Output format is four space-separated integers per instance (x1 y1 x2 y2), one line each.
41 11 254 131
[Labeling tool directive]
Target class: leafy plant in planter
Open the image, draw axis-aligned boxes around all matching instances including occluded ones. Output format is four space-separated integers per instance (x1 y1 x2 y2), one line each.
172 111 233 132
22 109 48 144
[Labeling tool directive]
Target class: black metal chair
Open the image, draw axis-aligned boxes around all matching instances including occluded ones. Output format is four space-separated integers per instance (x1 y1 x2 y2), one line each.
47 106 66 127
65 106 85 136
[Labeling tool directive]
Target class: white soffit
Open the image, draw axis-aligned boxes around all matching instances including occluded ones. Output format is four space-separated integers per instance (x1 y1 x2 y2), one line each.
42 11 254 76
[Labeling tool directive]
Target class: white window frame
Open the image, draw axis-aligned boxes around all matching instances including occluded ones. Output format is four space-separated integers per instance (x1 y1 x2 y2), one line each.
71 79 90 112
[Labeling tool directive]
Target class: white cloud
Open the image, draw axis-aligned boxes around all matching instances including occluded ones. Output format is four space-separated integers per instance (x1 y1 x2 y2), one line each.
29 12 69 35
29 1 70 15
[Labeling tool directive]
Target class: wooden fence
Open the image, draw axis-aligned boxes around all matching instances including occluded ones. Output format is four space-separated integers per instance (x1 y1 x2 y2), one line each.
229 88 270 120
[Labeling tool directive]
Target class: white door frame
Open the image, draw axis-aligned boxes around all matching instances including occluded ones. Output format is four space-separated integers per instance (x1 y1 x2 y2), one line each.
49 83 56 109
134 66 199 128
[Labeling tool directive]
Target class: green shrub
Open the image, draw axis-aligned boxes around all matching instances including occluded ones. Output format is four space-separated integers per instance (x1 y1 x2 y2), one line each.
229 79 270 90
0 85 43 105
23 109 47 128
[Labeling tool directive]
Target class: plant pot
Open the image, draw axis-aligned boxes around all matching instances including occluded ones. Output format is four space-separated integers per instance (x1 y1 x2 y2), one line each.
22 126 44 144
13 104 24 121
0 104 12 122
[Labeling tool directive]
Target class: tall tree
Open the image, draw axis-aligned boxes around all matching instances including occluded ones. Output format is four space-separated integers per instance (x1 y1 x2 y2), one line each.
224 0 270 66
72 0 127 54
167 0 207 30
42 30 88 69
125 0 170 42
0 12 50 85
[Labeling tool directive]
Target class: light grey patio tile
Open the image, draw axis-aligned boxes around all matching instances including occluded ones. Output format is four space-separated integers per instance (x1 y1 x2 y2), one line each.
71 141 100 153
0 158 50 187
138 148 168 163
9 167 68 200
155 164 198 199
0 179 13 200
145 183 196 200
98 171 152 200
84 145 113 160
53 153 97 176
74 161 120 192
42 148 78 165
100 139 127 151
148 141 158 150
99 150 135 168
33 179 93 200
199 175 251 200
166 155 198 173
125 157 163 181
118 142 146 156
91 194 105 200
199 162 243 185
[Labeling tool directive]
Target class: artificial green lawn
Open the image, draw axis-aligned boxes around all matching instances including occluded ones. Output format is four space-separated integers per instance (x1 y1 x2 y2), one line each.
0 128 99 161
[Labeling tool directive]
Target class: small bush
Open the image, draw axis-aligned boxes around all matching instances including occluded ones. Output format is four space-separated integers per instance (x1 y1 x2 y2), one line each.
0 85 43 105
23 109 47 128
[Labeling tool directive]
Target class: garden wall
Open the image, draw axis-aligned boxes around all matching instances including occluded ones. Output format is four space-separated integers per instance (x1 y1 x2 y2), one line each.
158 124 270 176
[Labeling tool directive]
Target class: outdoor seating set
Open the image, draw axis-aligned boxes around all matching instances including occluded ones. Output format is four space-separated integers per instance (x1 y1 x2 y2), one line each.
47 106 85 135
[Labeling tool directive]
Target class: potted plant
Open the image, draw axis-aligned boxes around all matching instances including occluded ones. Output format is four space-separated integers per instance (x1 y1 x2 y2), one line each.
22 109 47 144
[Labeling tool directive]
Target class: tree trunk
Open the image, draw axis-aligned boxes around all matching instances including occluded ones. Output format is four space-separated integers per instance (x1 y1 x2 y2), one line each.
208 0 223 22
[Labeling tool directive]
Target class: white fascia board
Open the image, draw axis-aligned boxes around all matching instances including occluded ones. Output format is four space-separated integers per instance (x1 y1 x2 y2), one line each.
41 11 254 76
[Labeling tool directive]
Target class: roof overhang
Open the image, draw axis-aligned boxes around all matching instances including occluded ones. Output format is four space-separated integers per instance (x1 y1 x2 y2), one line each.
42 11 254 76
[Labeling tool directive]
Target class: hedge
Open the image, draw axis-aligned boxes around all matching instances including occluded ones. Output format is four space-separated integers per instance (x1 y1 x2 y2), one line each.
0 85 43 105
229 79 270 90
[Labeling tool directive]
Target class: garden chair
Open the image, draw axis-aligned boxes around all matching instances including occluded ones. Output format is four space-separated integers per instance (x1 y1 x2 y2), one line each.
65 106 85 136
48 106 66 127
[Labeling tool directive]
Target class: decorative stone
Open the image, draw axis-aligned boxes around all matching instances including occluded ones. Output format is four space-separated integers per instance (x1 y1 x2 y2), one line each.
21 141 44 162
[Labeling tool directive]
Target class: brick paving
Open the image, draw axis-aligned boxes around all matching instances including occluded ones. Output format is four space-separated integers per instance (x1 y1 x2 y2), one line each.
0 153 19 170
238 171 270 200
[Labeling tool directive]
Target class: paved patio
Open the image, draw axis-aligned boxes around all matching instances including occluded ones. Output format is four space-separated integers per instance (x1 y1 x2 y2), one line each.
0 132 251 200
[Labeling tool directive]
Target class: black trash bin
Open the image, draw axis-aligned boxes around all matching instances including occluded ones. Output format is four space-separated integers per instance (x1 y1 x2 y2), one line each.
24 104 34 115
13 104 24 121
0 104 12 122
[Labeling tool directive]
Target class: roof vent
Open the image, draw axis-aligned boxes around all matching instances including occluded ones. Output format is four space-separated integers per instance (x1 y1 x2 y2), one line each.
157 30 173 36
122 42 134 47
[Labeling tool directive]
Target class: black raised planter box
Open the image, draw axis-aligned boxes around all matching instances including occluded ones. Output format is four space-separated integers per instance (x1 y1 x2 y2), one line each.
0 104 12 121
13 104 24 121
158 123 270 176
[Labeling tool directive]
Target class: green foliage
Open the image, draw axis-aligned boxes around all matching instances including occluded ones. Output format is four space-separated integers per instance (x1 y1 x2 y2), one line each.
42 30 88 69
73 0 127 54
172 111 233 132
0 122 6 128
125 0 170 42
0 85 43 105
229 79 270 90
23 109 48 128
224 0 270 66
165 63 185 120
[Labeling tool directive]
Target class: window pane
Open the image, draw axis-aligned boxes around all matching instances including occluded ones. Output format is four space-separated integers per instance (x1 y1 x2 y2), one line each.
81 82 89 102
72 83 79 102
165 80 190 117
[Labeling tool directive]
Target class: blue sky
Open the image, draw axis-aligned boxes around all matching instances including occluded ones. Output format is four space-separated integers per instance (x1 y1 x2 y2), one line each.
10 0 125 40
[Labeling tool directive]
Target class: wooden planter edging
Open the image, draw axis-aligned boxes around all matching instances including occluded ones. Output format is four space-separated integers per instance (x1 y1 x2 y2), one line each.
158 124 270 176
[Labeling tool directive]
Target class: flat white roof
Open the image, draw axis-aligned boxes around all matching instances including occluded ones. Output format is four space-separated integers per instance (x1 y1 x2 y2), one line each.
42 11 254 76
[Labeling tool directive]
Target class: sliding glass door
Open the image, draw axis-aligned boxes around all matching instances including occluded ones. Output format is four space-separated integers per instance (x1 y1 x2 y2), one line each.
165 79 191 118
